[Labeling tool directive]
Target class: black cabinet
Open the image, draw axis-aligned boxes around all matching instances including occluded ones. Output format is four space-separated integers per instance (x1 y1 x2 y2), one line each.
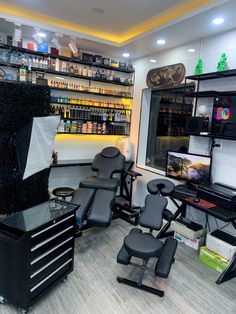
0 199 78 313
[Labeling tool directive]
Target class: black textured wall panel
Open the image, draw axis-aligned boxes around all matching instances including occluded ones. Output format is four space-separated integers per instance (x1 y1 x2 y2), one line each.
0 81 51 214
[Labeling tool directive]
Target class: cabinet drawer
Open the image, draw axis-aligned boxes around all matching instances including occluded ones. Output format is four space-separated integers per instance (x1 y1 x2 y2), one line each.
31 227 74 260
30 247 73 286
30 259 72 300
31 214 74 246
30 236 73 274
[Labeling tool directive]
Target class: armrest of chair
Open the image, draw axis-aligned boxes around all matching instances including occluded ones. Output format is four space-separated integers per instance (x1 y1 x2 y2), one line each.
125 170 142 179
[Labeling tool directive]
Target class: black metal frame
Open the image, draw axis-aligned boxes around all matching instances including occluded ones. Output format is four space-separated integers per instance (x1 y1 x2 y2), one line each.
117 260 164 297
158 191 236 285
70 161 142 235
113 161 141 225
156 197 186 239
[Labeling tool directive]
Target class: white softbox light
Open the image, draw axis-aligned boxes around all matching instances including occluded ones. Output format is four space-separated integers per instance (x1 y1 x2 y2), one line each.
16 116 60 180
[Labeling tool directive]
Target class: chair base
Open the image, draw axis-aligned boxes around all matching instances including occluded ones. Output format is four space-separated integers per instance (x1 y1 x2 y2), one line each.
117 277 164 297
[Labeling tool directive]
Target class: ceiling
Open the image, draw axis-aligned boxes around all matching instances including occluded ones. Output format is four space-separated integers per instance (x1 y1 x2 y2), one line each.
0 0 185 35
0 0 235 60
0 0 228 44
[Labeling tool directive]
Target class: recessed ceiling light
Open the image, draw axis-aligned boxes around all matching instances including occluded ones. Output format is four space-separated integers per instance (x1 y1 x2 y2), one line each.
188 48 196 53
122 53 130 58
150 59 157 63
156 39 166 45
37 31 47 38
212 17 224 25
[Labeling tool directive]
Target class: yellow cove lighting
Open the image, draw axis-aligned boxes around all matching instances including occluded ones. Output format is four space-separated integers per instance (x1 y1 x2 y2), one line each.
0 0 213 44
55 134 128 142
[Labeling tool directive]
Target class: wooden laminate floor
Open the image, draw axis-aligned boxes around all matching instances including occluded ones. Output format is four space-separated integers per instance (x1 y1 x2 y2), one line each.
1 219 235 314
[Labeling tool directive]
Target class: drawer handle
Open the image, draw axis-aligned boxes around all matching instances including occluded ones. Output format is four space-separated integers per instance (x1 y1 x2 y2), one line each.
31 247 72 278
31 237 73 265
31 226 73 252
30 259 72 292
31 215 74 238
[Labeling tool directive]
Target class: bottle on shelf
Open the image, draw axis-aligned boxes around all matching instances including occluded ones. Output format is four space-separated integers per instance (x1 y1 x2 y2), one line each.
55 58 60 71
82 66 88 76
87 68 93 77
78 66 82 76
38 58 43 69
101 70 106 80
18 63 28 82
47 57 52 69
96 69 101 79
28 66 32 83
92 68 96 78
51 60 56 70
28 56 33 68
70 64 75 74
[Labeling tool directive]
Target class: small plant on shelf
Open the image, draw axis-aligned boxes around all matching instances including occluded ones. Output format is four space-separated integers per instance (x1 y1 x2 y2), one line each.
217 53 228 72
195 58 204 75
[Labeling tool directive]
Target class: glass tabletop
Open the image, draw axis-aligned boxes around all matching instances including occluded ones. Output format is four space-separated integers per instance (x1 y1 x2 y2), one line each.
1 199 78 232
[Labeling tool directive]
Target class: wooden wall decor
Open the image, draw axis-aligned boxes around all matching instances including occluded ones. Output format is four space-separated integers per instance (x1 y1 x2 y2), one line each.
146 63 186 88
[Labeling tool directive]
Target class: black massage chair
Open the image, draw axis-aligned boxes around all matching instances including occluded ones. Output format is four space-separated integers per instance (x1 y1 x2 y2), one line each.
117 179 178 297
72 146 125 227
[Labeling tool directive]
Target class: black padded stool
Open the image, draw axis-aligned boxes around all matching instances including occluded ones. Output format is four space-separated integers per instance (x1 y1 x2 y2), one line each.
52 187 75 201
124 233 163 259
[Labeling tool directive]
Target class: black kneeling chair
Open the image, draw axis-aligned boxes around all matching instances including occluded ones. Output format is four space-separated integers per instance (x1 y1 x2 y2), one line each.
72 147 125 227
117 179 178 297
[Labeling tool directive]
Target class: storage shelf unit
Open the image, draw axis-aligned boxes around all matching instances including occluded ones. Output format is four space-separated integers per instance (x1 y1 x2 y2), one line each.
0 44 135 73
186 69 236 81
50 101 131 111
60 118 130 124
184 90 236 98
0 44 134 135
50 87 133 99
184 69 236 141
0 200 78 313
0 61 133 87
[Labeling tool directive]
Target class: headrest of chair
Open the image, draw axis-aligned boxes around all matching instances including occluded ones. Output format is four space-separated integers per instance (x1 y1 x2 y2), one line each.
101 147 120 158
147 179 175 196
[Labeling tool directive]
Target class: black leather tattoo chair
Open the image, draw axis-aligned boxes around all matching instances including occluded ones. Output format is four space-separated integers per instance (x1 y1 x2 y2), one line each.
72 146 125 227
117 179 178 297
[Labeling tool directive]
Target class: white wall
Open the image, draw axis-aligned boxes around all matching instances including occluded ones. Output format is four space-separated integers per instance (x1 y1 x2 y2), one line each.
130 29 236 231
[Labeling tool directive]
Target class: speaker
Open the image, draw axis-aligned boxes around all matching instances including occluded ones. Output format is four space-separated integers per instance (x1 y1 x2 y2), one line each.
185 117 205 135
